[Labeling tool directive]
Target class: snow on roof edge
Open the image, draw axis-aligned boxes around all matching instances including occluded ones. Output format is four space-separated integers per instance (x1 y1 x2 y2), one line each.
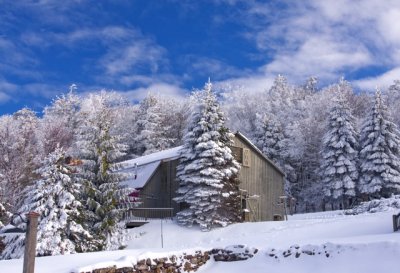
123 146 182 168
235 131 286 176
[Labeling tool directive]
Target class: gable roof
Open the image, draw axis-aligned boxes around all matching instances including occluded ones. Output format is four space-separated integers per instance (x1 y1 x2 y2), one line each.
234 131 285 176
120 146 181 189
120 161 161 189
120 131 285 189
123 146 181 168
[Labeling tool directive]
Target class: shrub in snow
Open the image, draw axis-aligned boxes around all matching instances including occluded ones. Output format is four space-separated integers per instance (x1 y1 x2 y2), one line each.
319 91 358 209
345 195 400 215
267 243 348 260
358 89 400 198
174 81 241 231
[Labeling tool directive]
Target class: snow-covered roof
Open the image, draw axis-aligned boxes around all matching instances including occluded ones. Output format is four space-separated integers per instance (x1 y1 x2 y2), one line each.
120 161 161 189
120 146 182 189
123 146 182 168
119 132 284 190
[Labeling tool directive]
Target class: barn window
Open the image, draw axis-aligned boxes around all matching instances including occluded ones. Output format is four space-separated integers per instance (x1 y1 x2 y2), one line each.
231 146 243 163
243 148 251 167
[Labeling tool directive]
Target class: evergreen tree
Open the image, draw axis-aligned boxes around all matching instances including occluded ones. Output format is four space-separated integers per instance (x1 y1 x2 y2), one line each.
76 92 131 250
39 88 80 157
0 202 11 228
302 76 319 95
254 113 286 163
1 147 93 259
319 91 358 209
358 89 400 198
131 94 174 156
254 113 293 195
0 109 39 213
387 80 400 127
174 81 241 230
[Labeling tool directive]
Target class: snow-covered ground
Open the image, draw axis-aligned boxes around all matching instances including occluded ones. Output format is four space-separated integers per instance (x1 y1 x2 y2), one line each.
1 210 399 273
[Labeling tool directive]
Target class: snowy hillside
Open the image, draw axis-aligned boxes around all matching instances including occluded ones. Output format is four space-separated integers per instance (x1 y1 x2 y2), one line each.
1 210 399 273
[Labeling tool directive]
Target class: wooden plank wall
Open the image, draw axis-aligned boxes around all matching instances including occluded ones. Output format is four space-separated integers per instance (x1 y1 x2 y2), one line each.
137 135 285 222
233 136 285 221
138 160 180 213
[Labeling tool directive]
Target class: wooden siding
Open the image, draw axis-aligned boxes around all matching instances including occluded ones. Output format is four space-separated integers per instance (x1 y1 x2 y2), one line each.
137 160 180 214
233 136 285 221
135 134 285 222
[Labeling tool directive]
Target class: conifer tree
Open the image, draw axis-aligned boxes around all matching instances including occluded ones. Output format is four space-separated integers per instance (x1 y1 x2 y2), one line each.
130 94 175 156
76 92 131 250
358 89 400 198
254 113 286 163
319 91 358 208
174 81 241 230
1 147 94 259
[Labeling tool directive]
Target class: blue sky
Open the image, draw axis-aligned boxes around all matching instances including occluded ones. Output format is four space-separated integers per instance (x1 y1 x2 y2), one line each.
1 0 400 114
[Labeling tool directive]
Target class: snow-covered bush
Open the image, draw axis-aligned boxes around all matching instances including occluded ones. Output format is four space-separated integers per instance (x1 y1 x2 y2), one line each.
345 195 400 215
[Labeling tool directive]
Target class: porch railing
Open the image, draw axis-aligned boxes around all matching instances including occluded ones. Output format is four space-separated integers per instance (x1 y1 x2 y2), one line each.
123 207 174 222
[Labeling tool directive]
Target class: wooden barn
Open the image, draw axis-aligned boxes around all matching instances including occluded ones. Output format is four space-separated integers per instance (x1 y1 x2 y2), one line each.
121 132 285 223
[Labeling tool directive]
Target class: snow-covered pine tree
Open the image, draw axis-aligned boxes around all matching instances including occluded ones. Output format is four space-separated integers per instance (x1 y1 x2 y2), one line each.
358 89 400 198
0 109 39 214
39 88 81 157
131 94 174 156
76 92 131 250
1 147 94 259
319 90 358 209
253 113 294 196
0 202 11 228
387 80 400 128
174 81 241 230
267 75 294 124
302 76 319 95
254 113 285 163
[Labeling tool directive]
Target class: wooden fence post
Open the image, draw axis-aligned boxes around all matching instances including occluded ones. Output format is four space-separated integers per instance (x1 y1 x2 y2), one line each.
23 211 40 273
393 213 400 232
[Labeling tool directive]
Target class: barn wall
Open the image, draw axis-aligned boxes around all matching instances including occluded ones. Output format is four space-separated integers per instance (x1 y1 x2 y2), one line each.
138 166 164 208
233 136 285 221
136 134 284 222
138 160 180 213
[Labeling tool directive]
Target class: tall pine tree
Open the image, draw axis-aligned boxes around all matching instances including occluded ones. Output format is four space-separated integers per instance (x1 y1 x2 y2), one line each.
174 81 241 231
319 91 358 209
1 147 94 259
76 92 131 250
358 89 400 198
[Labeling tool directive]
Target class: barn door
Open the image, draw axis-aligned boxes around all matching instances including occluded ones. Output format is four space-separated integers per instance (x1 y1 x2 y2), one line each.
247 196 260 222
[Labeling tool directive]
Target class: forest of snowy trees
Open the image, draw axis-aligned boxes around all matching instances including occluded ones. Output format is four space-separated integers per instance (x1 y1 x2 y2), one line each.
1 75 400 257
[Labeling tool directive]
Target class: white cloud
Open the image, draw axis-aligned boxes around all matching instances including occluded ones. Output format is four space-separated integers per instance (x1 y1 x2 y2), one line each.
231 0 400 86
215 75 274 94
0 79 18 104
263 36 372 82
185 56 244 79
21 26 167 79
0 92 11 103
354 67 400 91
121 83 188 102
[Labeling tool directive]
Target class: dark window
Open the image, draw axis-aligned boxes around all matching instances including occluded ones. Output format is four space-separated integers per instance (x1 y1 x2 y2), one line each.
231 146 243 163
